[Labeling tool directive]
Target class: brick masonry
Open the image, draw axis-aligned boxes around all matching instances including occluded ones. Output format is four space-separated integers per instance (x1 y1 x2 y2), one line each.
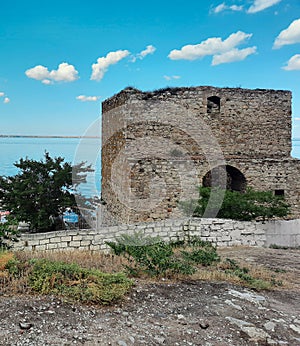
101 86 300 224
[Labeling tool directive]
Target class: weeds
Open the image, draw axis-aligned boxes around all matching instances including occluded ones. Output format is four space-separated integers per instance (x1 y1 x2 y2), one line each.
107 232 220 277
221 258 282 290
0 252 133 305
28 258 133 304
0 238 288 304
107 233 285 290
107 232 192 277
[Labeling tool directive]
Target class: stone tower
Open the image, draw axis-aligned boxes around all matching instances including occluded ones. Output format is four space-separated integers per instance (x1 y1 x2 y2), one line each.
101 86 300 224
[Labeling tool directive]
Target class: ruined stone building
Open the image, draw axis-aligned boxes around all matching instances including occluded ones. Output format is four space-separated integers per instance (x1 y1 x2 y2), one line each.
101 86 300 224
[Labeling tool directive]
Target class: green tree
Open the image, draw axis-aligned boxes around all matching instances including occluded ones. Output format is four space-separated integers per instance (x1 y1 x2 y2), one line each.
0 217 19 249
181 187 290 221
0 152 93 232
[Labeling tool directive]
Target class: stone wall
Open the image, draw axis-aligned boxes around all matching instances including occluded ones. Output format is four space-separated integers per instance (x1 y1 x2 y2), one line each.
101 86 300 223
11 218 300 252
102 86 300 224
102 86 292 159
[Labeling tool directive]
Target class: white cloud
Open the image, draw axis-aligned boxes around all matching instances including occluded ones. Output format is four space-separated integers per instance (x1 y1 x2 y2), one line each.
42 79 52 85
247 0 281 14
90 50 130 81
163 75 181 81
168 31 256 65
212 3 243 13
230 5 243 11
212 46 257 65
25 65 49 81
273 19 300 49
0 92 10 103
282 54 300 70
25 63 79 84
76 95 100 102
294 117 300 121
130 45 156 62
49 63 78 82
213 3 227 13
137 45 156 59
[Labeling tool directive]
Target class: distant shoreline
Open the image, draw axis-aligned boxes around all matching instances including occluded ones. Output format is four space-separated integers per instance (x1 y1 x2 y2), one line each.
0 135 100 139
0 134 299 141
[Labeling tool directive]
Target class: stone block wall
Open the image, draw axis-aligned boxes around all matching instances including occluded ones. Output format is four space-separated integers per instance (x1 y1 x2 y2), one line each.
12 218 300 253
101 86 300 223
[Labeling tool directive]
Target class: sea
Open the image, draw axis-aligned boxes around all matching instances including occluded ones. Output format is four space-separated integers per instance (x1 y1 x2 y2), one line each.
0 137 102 199
0 137 300 198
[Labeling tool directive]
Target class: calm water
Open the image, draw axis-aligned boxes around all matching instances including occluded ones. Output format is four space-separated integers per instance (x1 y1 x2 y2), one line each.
0 137 101 197
0 137 299 198
293 140 300 159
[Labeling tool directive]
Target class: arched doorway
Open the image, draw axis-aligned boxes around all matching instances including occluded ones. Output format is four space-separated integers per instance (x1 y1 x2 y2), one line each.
202 165 247 192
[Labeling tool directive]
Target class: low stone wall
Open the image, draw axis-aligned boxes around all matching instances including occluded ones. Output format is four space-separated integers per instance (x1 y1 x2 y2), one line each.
264 219 300 248
12 217 300 252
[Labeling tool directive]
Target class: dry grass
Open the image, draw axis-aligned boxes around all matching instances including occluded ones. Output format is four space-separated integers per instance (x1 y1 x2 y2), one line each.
0 247 294 298
0 252 14 270
189 261 288 290
0 250 129 297
14 250 126 273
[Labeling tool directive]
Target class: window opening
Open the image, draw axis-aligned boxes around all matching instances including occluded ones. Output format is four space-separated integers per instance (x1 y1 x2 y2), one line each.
207 96 220 114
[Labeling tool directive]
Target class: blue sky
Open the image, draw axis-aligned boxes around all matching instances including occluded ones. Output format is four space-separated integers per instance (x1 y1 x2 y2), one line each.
1 0 300 139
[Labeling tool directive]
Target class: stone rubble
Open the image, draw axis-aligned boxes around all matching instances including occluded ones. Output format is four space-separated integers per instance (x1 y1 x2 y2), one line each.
1 281 300 346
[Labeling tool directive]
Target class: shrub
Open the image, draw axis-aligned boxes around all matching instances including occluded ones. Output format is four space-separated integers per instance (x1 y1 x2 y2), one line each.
107 232 219 277
27 258 133 304
181 187 290 221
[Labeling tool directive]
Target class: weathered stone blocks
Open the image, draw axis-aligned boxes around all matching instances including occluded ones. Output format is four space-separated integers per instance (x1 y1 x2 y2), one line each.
101 86 300 224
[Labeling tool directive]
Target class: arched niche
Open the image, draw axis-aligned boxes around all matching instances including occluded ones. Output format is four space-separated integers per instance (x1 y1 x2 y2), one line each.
202 165 247 192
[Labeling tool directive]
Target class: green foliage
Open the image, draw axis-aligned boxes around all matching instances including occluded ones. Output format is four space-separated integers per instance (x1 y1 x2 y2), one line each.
5 257 23 277
0 152 93 232
182 187 290 221
223 258 278 290
106 232 219 277
269 244 290 250
27 258 133 304
181 248 220 267
0 218 19 249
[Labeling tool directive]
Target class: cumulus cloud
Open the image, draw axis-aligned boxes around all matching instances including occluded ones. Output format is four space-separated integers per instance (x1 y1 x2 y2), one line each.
273 19 300 49
25 63 79 84
168 31 256 65
212 47 257 65
76 95 100 102
282 54 300 70
247 0 281 13
294 117 300 121
163 75 181 81
212 2 243 13
90 50 130 81
0 92 4 97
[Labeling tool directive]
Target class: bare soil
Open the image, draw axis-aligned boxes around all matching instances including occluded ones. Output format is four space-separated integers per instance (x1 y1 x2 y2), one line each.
0 247 300 346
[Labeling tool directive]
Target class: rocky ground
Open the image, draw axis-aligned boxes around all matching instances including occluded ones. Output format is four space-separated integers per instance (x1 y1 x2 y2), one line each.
0 247 299 346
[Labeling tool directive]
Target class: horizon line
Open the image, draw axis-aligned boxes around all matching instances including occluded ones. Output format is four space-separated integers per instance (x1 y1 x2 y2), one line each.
0 135 101 139
1 134 300 140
